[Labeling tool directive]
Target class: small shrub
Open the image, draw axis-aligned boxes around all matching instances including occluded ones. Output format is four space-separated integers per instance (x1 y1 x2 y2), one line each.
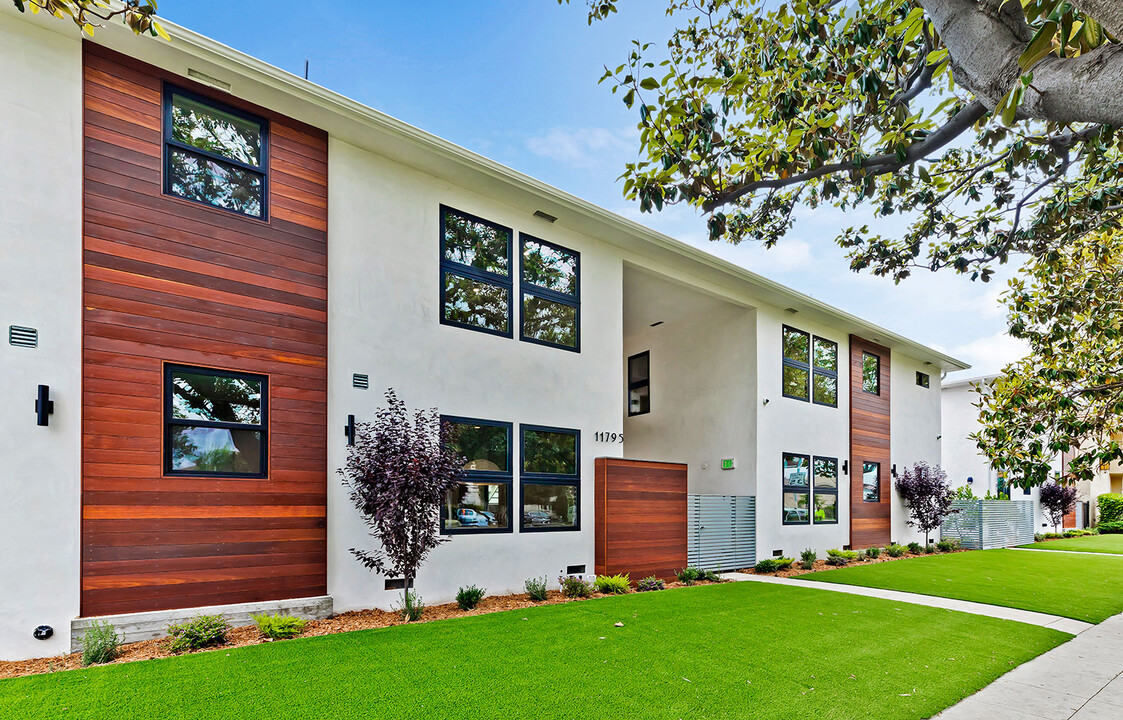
456 585 486 610
935 539 955 552
1097 520 1123 534
1097 493 1123 524
754 558 780 573
855 549 868 562
252 613 306 640
886 544 905 558
826 549 857 566
1043 532 1063 539
1063 529 1081 538
701 569 725 582
394 590 425 621
773 558 795 571
907 542 922 554
826 554 849 566
636 576 665 592
80 620 120 667
866 546 881 559
167 614 229 653
1034 533 1045 542
594 574 631 595
924 543 937 554
676 567 701 585
559 575 594 599
524 576 549 601
799 548 817 570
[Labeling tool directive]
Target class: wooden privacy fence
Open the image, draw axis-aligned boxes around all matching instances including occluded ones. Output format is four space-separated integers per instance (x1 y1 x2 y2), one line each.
595 458 687 581
940 500 1034 549
687 495 756 571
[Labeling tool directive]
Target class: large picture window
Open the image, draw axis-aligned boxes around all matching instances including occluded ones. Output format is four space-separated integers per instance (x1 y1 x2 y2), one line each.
520 234 579 351
813 456 839 523
165 365 267 477
442 417 513 534
812 338 838 407
440 206 514 337
863 461 881 502
164 87 268 218
627 351 650 416
782 453 811 525
520 425 580 531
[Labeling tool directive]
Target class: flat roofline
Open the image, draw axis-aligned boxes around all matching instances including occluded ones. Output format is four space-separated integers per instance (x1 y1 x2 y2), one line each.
22 5 969 371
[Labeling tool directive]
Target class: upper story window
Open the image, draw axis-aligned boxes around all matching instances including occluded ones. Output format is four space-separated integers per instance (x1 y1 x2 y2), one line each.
164 87 268 218
783 326 838 406
439 206 513 337
521 425 580 531
862 352 881 394
520 234 580 351
627 351 651 416
165 365 267 477
441 417 513 534
916 371 930 388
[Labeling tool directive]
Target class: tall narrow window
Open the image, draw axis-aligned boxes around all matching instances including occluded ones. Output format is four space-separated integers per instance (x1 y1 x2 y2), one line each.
440 206 513 337
442 417 512 534
782 326 811 401
813 456 839 523
520 234 579 351
627 351 650 416
521 426 580 531
863 461 880 502
165 365 267 477
782 453 811 525
164 87 267 218
862 352 881 394
812 338 838 407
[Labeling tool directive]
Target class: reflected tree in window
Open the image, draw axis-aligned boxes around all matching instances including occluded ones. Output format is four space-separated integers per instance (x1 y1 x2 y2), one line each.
443 210 510 275
443 274 509 333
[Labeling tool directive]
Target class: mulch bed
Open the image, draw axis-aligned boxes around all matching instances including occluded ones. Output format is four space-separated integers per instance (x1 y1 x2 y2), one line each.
738 547 969 578
0 581 715 680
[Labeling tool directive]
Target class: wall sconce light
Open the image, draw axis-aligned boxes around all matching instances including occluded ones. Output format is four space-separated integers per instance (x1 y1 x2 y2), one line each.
35 385 54 427
762 398 770 406
842 460 848 475
891 464 898 478
967 476 974 485
344 414 356 446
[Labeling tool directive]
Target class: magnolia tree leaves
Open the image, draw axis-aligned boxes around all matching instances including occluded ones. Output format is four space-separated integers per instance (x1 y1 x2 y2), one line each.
12 0 168 38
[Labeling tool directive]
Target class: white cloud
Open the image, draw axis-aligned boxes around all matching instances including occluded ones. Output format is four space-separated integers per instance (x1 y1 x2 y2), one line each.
945 331 1029 378
525 127 636 168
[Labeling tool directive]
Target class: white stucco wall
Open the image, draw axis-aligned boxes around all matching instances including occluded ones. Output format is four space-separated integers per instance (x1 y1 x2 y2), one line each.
0 12 83 661
753 306 851 557
327 137 625 612
890 356 943 544
622 301 757 495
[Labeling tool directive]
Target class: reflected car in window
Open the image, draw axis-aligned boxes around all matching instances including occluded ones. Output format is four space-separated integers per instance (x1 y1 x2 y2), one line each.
456 508 490 527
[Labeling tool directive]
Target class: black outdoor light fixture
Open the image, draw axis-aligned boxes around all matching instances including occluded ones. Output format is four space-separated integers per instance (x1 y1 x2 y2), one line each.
344 414 356 446
35 385 54 427
841 460 848 475
891 464 898 478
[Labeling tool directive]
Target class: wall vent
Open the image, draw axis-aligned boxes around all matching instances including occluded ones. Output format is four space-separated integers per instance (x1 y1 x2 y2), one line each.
566 564 586 575
352 373 369 389
384 578 414 591
187 68 231 91
8 326 37 348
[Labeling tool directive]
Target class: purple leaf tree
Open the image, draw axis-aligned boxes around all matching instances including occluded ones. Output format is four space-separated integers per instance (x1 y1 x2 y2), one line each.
339 390 465 614
895 462 958 547
1040 481 1079 533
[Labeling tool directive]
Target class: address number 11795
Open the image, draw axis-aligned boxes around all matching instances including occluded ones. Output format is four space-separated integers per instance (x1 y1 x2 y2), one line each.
594 432 623 443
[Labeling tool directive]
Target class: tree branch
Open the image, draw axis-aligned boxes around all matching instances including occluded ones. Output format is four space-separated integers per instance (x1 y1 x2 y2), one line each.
702 100 988 212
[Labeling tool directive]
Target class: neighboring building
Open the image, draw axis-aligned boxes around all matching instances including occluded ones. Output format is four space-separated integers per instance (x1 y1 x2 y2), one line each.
0 7 966 661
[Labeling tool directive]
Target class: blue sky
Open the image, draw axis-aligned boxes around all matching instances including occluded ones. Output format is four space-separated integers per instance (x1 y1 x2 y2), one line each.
161 0 1021 379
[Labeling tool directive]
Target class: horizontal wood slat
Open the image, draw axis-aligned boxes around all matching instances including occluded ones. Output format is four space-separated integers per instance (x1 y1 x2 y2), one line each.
595 458 687 582
849 335 891 548
81 42 328 617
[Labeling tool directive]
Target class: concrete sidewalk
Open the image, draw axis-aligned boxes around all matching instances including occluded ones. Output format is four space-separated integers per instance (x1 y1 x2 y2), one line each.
934 613 1123 719
719 572 1091 634
1012 547 1123 559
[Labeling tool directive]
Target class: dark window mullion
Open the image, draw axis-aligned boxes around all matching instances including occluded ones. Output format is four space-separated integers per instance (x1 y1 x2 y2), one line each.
167 418 263 432
165 138 267 175
441 260 512 288
521 283 578 305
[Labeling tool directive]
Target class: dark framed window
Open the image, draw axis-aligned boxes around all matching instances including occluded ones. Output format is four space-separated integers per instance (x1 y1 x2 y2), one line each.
520 425 580 532
163 86 268 219
812 338 838 407
916 371 930 388
863 461 880 502
439 206 514 337
520 234 579 351
627 351 650 416
165 365 267 477
782 452 811 525
813 456 839 524
782 326 811 401
441 417 513 534
862 352 881 394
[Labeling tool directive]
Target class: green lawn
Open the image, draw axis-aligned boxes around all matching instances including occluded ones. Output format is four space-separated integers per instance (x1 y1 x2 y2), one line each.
801 549 1123 622
0 582 1066 720
1018 533 1123 555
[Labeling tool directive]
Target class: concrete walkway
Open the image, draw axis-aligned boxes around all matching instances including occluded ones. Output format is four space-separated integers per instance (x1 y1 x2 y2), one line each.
1012 547 1123 559
934 613 1123 719
719 572 1091 634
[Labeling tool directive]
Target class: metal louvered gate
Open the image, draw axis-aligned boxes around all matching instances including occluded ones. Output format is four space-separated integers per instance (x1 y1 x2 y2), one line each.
940 500 1034 549
687 495 756 571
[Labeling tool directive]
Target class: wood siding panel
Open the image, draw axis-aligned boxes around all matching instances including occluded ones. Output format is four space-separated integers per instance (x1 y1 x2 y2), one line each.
595 458 687 582
81 43 328 617
849 336 892 548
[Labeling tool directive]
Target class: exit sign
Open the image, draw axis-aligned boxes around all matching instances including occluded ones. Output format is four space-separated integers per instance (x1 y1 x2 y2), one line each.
721 458 736 470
